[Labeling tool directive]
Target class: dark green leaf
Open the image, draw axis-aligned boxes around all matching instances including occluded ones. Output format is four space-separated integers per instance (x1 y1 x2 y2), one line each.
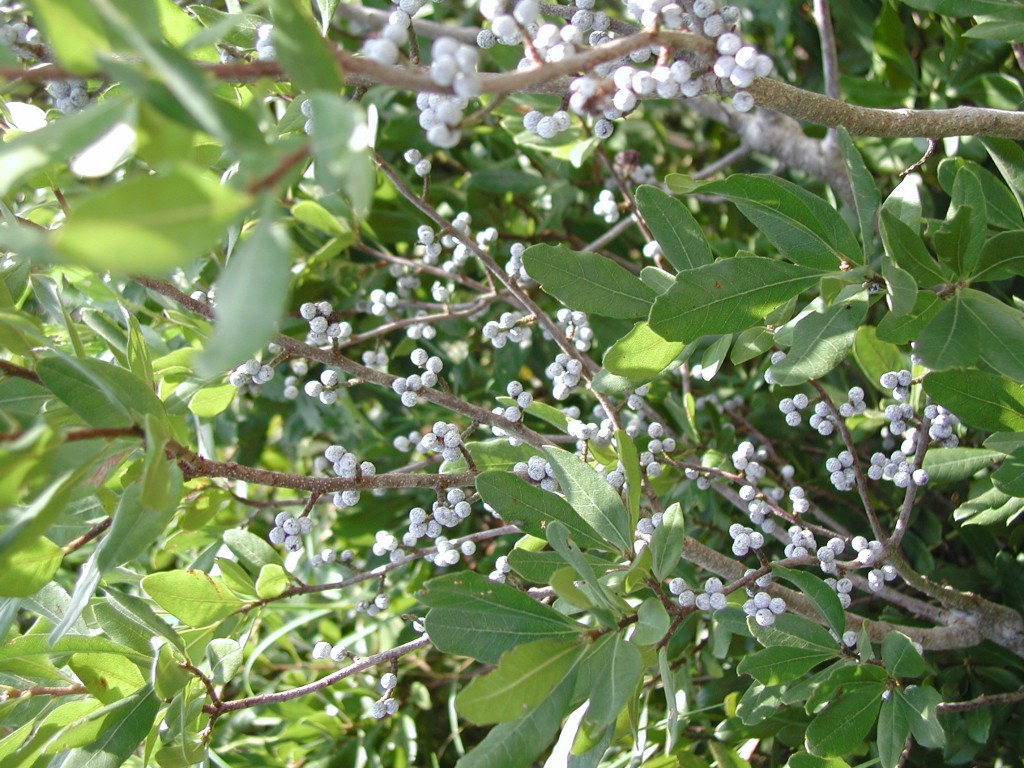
915 296 981 371
835 128 879 257
974 230 1024 282
993 447 1024 496
879 208 951 287
581 633 643 731
650 258 825 343
923 448 1002 483
680 175 861 269
881 631 925 678
933 205 983 279
737 645 836 685
881 256 918 317
924 369 1024 432
456 668 575 768
542 446 632 552
635 185 713 271
770 291 867 385
877 694 912 768
650 502 685 581
899 685 946 748
773 565 846 638
522 244 655 319
958 289 1024 381
749 613 838 653
476 471 607 551
805 681 885 757
456 639 582 725
421 571 580 664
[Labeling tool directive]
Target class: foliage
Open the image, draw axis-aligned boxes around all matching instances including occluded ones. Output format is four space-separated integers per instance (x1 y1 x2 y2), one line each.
2 0 1024 767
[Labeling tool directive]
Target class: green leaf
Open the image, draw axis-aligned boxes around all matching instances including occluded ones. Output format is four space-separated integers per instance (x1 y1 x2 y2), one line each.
737 645 837 685
731 326 775 364
879 208 951 287
899 685 946 748
749 613 838 653
933 205 983 279
958 289 1024 381
54 164 251 275
456 668 575 768
581 633 643 731
269 0 343 92
476 471 607 551
456 639 582 725
770 292 867 385
634 185 713 271
37 354 165 427
993 448 1024 496
0 98 134 197
650 258 825 343
522 244 655 319
546 521 622 613
616 427 641 528
914 296 981 371
307 93 374 217
922 448 1002 483
680 175 861 269
188 383 236 418
835 128 879 257
142 570 245 627
805 681 885 757
772 566 846 638
877 694 912 768
876 290 941 344
69 652 146 704
196 207 291 376
0 536 63 597
602 321 686 385
982 137 1024 221
788 755 851 768
421 571 580 664
26 0 110 72
223 529 284 574
953 483 1024 526
315 0 341 34
92 2 264 150
650 502 685 581
881 631 925 678
97 481 179 573
633 597 670 646
206 638 243 685
881 256 918 317
541 446 632 552
924 369 1024 432
58 685 161 768
974 230 1024 282
255 564 290 598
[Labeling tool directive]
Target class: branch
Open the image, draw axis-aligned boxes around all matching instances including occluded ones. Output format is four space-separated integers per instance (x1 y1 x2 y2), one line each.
210 636 431 714
169 441 476 493
937 688 1024 714
750 77 1024 139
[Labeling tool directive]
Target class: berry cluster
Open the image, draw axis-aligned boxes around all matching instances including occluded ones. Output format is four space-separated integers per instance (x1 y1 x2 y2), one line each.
482 310 532 349
513 455 559 491
228 358 275 388
268 511 314 552
325 445 376 510
300 301 352 347
304 369 346 405
255 24 275 61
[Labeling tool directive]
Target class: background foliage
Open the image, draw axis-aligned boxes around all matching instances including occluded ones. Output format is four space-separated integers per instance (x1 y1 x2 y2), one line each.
2 0 1024 766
